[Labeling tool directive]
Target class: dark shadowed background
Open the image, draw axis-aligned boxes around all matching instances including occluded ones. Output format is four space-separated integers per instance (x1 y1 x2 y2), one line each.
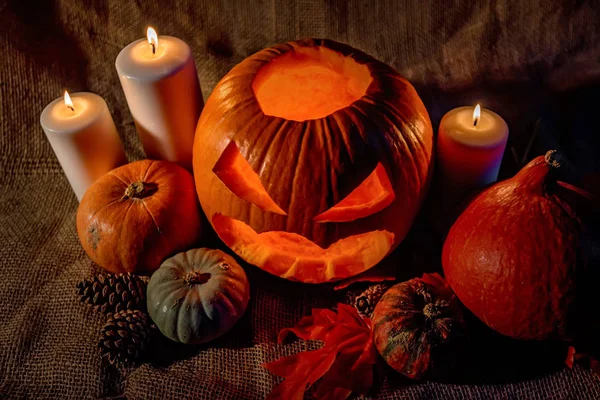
1 0 599 398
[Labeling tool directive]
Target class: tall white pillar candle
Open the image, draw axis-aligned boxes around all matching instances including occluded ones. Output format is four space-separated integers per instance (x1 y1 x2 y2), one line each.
115 27 203 170
437 104 509 192
40 91 127 201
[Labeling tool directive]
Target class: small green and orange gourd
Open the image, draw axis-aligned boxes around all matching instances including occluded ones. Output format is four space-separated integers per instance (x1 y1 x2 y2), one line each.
147 248 250 344
372 274 464 379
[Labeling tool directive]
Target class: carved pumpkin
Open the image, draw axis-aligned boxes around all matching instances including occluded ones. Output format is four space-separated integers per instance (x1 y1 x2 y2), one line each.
147 248 250 344
77 160 203 274
193 39 433 283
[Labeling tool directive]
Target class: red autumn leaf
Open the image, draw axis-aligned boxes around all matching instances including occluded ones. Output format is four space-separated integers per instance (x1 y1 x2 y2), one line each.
419 272 450 293
264 347 337 400
562 346 600 379
337 303 368 327
264 303 377 400
278 308 338 343
565 346 576 369
556 180 594 201
314 331 376 398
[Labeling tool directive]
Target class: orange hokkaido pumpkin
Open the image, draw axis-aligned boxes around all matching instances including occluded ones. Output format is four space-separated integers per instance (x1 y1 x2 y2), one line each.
193 39 433 283
77 160 203 274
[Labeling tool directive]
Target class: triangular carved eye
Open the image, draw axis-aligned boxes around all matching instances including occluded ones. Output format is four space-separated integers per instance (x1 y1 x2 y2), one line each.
213 142 287 215
314 163 395 222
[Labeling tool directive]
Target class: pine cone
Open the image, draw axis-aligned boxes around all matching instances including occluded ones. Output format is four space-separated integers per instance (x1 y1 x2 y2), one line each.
353 283 392 317
99 309 152 366
77 273 147 314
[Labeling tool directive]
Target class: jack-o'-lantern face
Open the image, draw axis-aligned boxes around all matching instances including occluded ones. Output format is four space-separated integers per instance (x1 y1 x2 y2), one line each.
193 39 433 283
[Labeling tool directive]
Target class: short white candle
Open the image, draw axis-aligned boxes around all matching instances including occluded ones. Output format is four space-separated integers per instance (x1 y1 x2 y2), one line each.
40 91 127 201
115 27 203 170
437 104 509 191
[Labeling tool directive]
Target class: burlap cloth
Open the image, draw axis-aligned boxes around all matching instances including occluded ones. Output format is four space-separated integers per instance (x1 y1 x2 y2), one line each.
1 0 600 398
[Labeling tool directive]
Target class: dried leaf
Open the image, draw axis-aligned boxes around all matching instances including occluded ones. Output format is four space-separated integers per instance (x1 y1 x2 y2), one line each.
278 308 337 343
562 346 600 379
337 303 368 328
556 181 594 201
419 273 459 306
565 346 576 369
264 348 337 400
315 331 376 396
419 273 449 292
264 304 377 400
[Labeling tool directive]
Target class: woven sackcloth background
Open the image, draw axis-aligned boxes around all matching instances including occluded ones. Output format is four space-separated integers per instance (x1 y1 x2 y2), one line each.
1 0 600 398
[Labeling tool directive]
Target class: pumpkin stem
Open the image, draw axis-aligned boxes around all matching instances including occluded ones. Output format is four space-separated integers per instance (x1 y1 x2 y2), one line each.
123 181 156 200
423 301 448 319
544 150 563 169
184 271 211 285
516 150 565 194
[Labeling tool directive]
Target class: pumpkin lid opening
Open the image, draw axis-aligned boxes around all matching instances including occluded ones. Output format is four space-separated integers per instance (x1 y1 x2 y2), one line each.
252 46 372 121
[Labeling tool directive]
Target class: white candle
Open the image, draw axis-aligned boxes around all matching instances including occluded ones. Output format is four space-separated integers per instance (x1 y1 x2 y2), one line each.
437 104 509 191
40 91 127 201
115 27 203 170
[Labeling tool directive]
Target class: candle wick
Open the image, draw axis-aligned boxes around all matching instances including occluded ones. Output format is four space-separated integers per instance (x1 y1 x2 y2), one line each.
473 117 479 127
67 105 74 112
151 42 156 55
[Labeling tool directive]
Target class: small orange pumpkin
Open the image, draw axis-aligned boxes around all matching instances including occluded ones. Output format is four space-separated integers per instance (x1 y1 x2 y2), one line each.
77 160 203 274
193 39 433 283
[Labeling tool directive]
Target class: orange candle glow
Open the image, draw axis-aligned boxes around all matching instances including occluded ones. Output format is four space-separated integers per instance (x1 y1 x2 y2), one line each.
40 91 127 200
436 104 509 192
115 27 203 170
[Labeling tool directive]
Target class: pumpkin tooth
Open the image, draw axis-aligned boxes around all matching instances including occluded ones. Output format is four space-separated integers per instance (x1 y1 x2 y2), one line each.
212 214 394 283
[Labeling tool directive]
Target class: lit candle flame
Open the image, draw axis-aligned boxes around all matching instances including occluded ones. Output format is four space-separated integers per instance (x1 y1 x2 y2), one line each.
473 104 481 127
147 27 158 55
64 90 74 112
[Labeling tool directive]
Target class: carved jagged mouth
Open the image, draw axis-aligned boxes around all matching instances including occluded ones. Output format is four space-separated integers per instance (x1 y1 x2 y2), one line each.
212 214 394 284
